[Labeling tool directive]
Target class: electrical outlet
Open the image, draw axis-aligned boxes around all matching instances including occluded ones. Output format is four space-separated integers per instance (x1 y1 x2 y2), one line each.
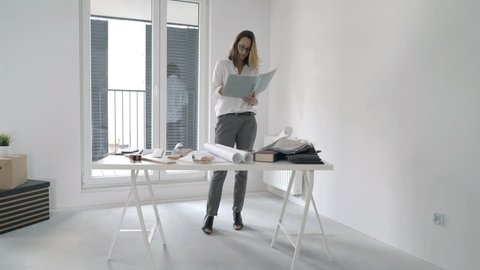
433 213 445 226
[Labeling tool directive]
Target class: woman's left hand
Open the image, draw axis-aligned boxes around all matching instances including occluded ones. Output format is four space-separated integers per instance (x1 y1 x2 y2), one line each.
243 94 258 106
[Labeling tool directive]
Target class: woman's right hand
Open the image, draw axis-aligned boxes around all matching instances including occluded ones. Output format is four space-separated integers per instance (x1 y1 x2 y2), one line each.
218 85 224 95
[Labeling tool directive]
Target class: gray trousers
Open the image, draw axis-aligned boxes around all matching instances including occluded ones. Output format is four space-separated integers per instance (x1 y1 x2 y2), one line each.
206 113 257 216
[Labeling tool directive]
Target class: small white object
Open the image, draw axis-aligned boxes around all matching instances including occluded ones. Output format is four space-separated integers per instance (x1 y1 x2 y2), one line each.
152 148 164 158
172 143 184 154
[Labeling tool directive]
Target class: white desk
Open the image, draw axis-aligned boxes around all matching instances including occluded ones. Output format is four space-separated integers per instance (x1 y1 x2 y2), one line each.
93 155 334 270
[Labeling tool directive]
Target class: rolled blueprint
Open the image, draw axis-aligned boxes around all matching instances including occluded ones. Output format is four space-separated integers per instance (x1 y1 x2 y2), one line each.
214 144 254 163
204 143 243 163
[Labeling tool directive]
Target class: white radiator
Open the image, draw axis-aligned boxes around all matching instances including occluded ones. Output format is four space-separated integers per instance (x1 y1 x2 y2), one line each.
263 170 303 196
262 134 303 196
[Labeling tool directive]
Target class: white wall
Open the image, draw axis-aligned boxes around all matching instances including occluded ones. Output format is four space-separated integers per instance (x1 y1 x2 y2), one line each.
209 0 272 189
4 0 476 268
269 1 480 269
0 0 84 207
0 0 270 209
209 0 271 146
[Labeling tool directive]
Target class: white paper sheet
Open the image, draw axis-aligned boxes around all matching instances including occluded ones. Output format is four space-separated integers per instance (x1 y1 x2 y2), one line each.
272 126 292 142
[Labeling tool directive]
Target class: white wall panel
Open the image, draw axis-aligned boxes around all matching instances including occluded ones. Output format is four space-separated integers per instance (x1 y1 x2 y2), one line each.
268 1 480 270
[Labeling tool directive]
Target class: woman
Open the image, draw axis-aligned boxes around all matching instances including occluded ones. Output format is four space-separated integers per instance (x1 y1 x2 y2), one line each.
202 30 260 234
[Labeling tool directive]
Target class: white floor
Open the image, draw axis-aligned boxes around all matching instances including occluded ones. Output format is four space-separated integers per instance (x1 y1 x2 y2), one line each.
0 192 440 270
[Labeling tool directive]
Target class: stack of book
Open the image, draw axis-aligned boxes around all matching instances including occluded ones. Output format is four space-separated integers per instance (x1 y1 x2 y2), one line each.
255 137 324 164
257 137 314 154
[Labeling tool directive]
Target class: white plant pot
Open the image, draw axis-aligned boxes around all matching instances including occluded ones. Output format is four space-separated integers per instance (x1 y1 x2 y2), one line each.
0 146 9 156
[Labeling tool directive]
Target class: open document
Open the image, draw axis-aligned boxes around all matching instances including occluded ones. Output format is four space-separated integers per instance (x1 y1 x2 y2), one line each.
222 68 277 98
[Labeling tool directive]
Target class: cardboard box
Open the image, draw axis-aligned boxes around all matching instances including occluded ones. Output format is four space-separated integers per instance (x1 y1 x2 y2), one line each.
0 155 27 189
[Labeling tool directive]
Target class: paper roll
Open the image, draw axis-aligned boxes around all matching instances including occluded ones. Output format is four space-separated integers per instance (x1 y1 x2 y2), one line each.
214 144 254 163
204 143 243 163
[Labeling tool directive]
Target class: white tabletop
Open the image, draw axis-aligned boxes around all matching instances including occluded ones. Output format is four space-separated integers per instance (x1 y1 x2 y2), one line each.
92 155 334 171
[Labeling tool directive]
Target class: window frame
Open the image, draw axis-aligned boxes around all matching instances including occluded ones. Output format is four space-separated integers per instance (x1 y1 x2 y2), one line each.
80 0 210 188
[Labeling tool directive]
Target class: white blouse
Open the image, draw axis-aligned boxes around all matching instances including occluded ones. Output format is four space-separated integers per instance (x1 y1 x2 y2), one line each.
211 59 259 117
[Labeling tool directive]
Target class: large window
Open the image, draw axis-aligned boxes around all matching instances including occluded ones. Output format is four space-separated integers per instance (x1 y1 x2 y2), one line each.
81 0 209 186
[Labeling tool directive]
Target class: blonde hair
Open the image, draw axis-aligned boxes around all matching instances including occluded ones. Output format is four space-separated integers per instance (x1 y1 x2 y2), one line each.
227 30 259 70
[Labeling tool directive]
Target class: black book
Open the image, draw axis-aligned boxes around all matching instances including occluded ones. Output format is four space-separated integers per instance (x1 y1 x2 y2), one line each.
287 154 324 164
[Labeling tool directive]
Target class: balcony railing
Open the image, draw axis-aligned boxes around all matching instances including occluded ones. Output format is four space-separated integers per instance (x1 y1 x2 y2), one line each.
108 88 146 154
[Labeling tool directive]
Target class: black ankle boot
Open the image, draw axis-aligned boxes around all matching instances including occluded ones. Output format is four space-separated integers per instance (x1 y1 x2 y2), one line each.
233 212 243 230
202 215 214 234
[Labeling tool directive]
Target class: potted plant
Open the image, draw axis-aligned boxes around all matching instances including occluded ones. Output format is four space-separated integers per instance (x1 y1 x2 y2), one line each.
0 132 12 156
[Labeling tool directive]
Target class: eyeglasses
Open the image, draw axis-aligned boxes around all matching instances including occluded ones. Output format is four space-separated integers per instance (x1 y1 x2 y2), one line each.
238 45 251 52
